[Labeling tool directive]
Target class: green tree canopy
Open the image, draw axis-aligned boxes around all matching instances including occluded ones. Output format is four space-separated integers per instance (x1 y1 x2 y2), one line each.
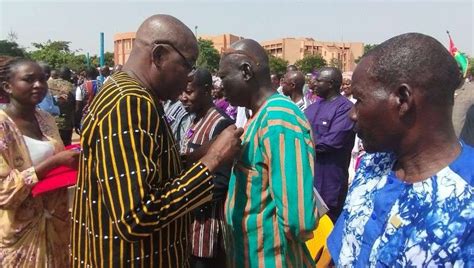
0 39 27 57
329 58 342 69
196 38 220 72
268 54 288 75
90 52 114 67
295 54 327 74
29 40 85 70
467 57 474 77
355 44 378 63
27 40 114 72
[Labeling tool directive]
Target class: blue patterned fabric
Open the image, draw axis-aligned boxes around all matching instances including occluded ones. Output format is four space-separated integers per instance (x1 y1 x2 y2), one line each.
328 143 474 267
37 90 60 116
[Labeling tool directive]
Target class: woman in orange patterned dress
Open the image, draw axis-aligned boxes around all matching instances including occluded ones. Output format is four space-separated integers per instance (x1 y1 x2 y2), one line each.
0 57 79 267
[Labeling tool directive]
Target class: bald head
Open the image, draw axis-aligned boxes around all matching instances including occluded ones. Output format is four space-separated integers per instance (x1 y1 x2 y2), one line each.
319 67 343 89
135 14 197 56
285 71 305 92
222 39 270 77
123 14 199 100
351 33 462 162
287 65 298 72
218 39 274 108
281 70 305 98
362 32 461 106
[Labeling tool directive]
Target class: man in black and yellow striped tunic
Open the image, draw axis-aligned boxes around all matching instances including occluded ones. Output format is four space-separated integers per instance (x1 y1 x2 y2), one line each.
70 14 243 267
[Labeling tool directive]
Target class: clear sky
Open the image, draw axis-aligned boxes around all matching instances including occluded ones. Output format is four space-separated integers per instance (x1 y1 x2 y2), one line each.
1 0 472 56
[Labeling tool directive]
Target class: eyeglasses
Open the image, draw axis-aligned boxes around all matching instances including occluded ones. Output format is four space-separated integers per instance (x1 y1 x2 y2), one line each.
315 78 333 83
153 41 197 76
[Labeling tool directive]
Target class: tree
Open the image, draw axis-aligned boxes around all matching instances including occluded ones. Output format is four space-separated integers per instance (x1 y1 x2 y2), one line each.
90 52 114 67
70 54 90 71
329 58 342 69
0 39 27 57
28 39 114 71
196 38 220 72
295 54 327 74
268 54 288 75
355 44 378 63
467 57 474 77
29 40 84 70
6 30 18 43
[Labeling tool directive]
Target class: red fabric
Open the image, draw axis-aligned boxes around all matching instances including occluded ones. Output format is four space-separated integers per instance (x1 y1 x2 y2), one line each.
0 95 9 104
449 35 457 56
31 144 80 197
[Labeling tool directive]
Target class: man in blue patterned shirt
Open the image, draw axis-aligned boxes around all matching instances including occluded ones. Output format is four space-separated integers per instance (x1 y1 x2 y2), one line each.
327 33 473 267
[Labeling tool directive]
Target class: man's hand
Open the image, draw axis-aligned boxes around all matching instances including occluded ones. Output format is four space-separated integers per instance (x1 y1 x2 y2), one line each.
199 125 243 172
185 142 211 164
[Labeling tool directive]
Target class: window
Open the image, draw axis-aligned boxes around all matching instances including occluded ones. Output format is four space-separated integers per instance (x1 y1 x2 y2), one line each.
125 40 131 49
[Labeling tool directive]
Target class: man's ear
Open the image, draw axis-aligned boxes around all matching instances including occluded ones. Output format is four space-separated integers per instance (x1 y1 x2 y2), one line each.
240 62 253 81
396 83 413 117
151 44 166 70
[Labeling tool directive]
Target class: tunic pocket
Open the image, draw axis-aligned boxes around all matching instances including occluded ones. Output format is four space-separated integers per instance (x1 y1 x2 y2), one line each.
315 119 330 135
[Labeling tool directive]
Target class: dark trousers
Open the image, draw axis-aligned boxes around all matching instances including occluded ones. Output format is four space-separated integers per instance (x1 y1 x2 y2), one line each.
190 245 227 268
59 129 73 146
326 182 349 223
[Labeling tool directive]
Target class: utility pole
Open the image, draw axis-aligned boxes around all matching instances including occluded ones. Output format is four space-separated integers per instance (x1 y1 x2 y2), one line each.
99 32 105 67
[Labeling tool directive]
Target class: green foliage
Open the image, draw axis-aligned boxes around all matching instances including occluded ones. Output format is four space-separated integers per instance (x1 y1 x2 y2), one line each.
268 54 288 75
468 57 474 77
363 44 377 54
355 43 378 63
69 54 90 71
90 52 114 67
29 40 84 70
196 38 220 72
0 39 28 57
31 40 71 52
329 58 342 69
295 54 327 74
27 40 113 72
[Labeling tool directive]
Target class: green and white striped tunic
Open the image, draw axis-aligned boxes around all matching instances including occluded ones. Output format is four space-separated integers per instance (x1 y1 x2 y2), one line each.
225 93 318 268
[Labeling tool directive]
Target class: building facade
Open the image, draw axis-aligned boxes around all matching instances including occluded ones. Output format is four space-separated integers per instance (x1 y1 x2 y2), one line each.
198 34 244 53
114 33 243 65
261 37 364 72
114 32 363 72
114 32 136 66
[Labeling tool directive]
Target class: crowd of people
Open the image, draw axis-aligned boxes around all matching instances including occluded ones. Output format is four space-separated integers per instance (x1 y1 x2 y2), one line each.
0 14 472 268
